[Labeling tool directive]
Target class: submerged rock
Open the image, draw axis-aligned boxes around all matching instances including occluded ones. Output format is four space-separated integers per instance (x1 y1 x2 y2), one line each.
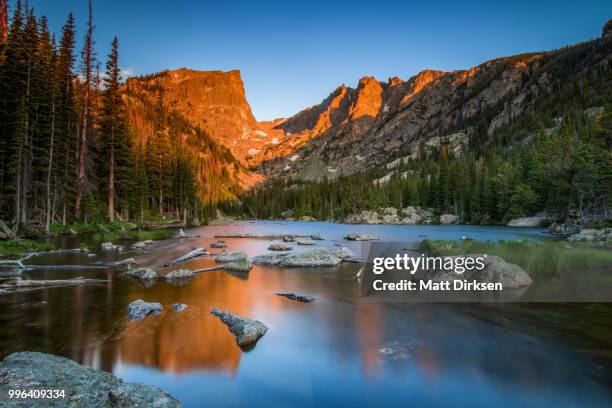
345 233 378 241
210 308 268 348
252 247 341 267
276 292 316 303
127 299 163 320
379 341 416 361
0 352 181 407
210 241 228 248
296 238 315 245
215 251 247 263
172 303 188 312
124 267 157 281
268 243 293 251
164 269 195 281
335 246 355 259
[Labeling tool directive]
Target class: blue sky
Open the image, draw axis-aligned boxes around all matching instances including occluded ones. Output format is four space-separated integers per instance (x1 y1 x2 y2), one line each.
22 0 611 120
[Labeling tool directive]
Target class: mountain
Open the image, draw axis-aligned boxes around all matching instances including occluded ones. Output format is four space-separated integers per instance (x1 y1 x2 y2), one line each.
122 71 263 205
254 21 612 182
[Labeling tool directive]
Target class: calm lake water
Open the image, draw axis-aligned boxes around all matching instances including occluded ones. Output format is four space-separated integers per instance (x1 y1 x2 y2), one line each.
1 221 611 407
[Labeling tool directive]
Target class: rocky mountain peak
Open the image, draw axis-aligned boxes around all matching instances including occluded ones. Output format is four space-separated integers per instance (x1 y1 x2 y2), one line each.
604 19 612 40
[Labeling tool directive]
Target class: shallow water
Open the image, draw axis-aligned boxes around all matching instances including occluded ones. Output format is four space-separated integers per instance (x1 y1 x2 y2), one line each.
1 221 611 407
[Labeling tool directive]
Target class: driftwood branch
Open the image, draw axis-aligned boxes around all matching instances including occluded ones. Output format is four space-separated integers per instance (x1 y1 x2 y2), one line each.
191 266 224 274
165 248 206 267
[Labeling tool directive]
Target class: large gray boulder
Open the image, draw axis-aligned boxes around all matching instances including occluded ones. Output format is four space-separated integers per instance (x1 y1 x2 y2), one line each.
429 255 532 288
210 308 268 348
214 251 247 263
507 216 547 227
0 352 181 407
127 299 163 320
251 247 341 267
439 214 459 224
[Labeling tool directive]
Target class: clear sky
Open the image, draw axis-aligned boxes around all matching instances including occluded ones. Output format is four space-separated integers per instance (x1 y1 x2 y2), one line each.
21 0 612 121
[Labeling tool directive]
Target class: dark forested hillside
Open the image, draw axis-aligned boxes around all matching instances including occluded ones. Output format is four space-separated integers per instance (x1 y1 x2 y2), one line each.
233 25 612 227
0 1 248 234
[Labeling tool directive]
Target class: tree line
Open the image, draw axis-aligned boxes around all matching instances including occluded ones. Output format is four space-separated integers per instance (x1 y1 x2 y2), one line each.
0 0 201 234
232 62 612 226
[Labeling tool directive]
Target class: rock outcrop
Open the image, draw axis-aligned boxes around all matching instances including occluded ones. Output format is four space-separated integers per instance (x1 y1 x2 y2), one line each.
507 215 547 227
210 308 268 348
0 352 181 407
344 207 434 224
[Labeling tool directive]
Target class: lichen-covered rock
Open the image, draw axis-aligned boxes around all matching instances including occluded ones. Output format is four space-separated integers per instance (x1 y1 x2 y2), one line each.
215 251 248 263
0 352 181 407
164 269 195 281
335 246 355 259
222 260 252 273
252 247 341 267
345 233 378 241
127 299 163 320
210 308 268 347
268 243 293 251
124 267 157 281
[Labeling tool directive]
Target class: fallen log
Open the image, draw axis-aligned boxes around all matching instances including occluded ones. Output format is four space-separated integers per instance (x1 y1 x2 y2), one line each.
0 277 108 289
165 248 206 267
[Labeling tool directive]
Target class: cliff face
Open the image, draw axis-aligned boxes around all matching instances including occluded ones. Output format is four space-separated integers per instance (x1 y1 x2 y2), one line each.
122 71 263 204
255 24 612 181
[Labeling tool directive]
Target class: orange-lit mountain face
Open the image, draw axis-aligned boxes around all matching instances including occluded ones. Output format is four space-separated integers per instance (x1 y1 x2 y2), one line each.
124 23 612 193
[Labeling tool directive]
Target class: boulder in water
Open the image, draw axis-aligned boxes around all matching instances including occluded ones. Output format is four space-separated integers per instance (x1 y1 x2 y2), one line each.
215 251 247 263
210 308 268 348
252 247 341 267
171 303 187 312
345 233 378 241
164 269 195 281
124 268 157 281
268 243 293 251
127 299 163 320
276 292 316 303
335 247 355 259
296 238 315 245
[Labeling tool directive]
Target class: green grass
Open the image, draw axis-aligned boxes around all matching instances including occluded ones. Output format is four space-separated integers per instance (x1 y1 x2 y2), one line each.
0 239 54 258
416 239 612 280
91 229 175 243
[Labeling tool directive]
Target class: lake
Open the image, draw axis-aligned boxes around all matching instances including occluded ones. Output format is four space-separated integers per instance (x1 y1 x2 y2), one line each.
1 221 611 407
